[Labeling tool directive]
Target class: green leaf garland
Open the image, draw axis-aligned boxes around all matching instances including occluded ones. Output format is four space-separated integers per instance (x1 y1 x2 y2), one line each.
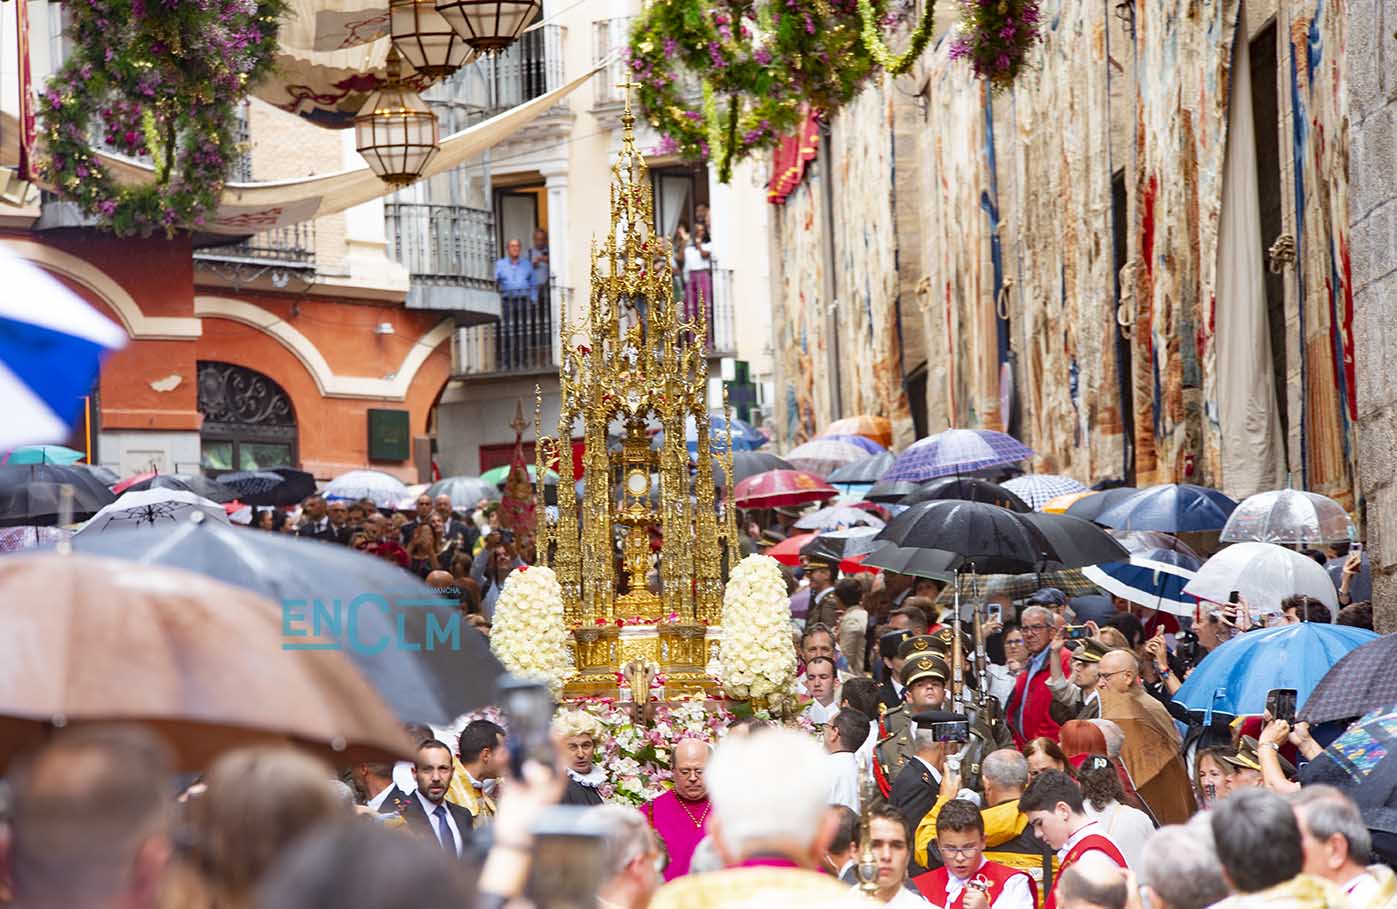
857 0 937 76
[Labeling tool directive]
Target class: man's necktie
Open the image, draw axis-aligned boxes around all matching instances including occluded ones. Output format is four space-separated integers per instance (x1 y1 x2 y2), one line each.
433 804 453 853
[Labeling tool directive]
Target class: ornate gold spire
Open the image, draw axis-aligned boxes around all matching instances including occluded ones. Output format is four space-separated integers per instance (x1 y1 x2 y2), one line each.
535 82 733 696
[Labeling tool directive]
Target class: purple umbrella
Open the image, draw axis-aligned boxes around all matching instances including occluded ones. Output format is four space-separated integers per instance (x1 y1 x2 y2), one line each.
884 429 1033 482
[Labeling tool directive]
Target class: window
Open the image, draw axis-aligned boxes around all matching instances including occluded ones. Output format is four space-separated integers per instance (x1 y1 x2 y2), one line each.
197 361 298 474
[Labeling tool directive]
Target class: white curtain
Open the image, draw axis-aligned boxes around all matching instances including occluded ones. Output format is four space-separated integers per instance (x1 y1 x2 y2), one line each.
658 174 691 239
1216 0 1286 497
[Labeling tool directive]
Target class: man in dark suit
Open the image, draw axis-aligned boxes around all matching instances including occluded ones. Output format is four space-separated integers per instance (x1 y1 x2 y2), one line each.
877 629 915 710
392 740 476 858
891 710 971 876
434 494 479 555
400 494 435 547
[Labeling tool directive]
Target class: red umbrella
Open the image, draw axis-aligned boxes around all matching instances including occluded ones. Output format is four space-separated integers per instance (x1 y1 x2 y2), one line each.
112 471 156 495
766 532 817 566
733 470 837 509
842 552 879 574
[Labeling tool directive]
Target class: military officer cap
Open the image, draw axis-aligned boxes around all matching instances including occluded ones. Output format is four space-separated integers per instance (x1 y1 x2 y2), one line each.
800 553 839 573
880 629 915 660
897 634 942 661
1068 638 1112 664
925 624 972 654
1220 735 1295 777
899 652 950 688
757 529 787 548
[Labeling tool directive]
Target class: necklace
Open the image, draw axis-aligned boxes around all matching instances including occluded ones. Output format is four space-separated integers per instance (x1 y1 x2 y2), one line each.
678 796 710 828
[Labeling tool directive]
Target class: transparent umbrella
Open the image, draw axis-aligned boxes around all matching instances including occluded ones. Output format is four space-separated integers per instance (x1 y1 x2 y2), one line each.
1219 489 1355 545
1183 541 1340 617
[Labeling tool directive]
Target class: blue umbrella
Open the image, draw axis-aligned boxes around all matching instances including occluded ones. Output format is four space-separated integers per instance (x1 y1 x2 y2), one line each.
884 429 1033 482
1080 546 1202 615
2 445 86 465
1092 483 1238 533
685 415 765 454
1175 623 1379 721
0 244 127 450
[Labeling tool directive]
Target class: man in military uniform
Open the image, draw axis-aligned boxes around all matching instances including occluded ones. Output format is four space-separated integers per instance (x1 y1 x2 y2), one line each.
874 648 952 796
877 629 916 710
1046 638 1110 724
799 554 841 631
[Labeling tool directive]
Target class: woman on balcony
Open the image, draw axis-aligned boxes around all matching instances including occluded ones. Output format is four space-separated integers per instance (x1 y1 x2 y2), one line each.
682 223 714 345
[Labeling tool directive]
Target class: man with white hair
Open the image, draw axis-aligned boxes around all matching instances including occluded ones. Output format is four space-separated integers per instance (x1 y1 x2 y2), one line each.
1137 819 1231 909
1006 605 1073 748
592 805 665 909
1291 785 1397 909
554 711 607 806
651 728 863 908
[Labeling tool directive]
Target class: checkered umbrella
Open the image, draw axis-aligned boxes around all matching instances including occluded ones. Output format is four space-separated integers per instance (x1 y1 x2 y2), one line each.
1002 474 1089 511
785 439 870 476
1300 635 1397 723
884 429 1033 482
934 568 1100 604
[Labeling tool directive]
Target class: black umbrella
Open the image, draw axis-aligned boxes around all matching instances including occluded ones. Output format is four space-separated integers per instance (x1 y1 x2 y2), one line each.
75 463 121 487
864 479 924 503
715 452 794 488
66 517 504 725
239 466 317 507
1017 512 1130 570
901 477 1031 512
0 464 117 526
861 541 960 580
125 473 240 504
828 451 896 485
217 470 288 501
1064 486 1138 524
870 500 1053 575
1299 635 1397 724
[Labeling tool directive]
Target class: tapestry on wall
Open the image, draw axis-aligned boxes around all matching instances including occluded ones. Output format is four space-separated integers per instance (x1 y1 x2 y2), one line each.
918 43 1002 436
1287 0 1356 506
772 155 830 447
1004 0 1123 483
829 75 915 448
1129 0 1241 486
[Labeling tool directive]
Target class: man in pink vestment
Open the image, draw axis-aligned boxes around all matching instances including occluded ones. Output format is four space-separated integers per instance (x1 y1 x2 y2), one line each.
646 739 713 881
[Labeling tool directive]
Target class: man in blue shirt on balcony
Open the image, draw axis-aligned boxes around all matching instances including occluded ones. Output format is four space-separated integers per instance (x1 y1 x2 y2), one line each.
494 238 535 369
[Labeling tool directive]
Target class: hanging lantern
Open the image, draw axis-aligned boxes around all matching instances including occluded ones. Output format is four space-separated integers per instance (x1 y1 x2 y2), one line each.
390 0 476 78
355 49 441 187
435 0 540 52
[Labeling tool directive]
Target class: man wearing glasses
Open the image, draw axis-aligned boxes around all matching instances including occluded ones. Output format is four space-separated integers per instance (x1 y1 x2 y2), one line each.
913 799 1036 909
1005 604 1073 749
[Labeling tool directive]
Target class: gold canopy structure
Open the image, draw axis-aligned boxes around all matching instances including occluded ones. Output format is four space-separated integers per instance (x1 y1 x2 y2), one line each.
533 86 738 699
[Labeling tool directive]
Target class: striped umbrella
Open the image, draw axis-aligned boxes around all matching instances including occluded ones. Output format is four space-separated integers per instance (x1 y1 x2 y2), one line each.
785 439 870 476
0 244 126 450
1081 546 1202 615
1002 474 1089 511
884 429 1034 482
822 416 893 448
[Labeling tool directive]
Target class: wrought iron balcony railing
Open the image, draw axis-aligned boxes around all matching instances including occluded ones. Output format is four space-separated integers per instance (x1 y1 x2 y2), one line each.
196 222 317 268
385 202 497 314
453 285 571 377
452 24 568 117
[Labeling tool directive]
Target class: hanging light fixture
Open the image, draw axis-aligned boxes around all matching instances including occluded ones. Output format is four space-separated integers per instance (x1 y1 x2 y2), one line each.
435 0 540 52
355 48 441 187
390 0 477 78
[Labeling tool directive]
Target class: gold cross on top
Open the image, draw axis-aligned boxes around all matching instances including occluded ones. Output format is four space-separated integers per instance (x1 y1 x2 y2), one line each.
616 80 641 112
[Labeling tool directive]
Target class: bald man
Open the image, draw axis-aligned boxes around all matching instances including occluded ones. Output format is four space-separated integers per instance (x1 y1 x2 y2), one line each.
1055 851 1129 909
1098 649 1195 824
646 739 712 880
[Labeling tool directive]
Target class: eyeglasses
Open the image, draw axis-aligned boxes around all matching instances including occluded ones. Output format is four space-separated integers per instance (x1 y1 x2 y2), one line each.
940 845 981 858
1098 669 1134 680
1021 624 1050 633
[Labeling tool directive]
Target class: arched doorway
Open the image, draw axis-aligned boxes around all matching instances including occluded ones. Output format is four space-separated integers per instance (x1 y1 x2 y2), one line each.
197 361 299 472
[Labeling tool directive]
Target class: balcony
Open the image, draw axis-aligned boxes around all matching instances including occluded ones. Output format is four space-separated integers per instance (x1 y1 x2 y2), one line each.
591 16 699 131
453 285 571 378
193 223 317 290
385 202 497 317
453 25 569 117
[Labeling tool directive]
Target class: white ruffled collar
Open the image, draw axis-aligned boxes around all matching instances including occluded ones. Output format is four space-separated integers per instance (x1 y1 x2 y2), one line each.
567 765 607 788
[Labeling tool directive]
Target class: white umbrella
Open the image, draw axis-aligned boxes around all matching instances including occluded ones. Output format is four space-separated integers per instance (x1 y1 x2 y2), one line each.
76 488 229 535
793 505 886 532
1219 489 1355 545
785 439 871 477
1182 541 1340 618
324 469 409 508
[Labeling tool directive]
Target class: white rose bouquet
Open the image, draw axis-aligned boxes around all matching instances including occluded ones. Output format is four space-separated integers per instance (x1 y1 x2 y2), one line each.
719 554 798 712
488 565 573 695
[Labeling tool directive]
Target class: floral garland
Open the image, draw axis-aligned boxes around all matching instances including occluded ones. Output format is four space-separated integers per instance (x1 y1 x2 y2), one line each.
576 700 734 805
628 0 887 180
489 565 574 696
948 0 1042 88
718 554 799 713
857 0 938 75
39 0 286 237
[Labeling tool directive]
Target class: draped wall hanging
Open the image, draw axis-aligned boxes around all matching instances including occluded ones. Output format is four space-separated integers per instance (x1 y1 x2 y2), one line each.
1129 0 1241 486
